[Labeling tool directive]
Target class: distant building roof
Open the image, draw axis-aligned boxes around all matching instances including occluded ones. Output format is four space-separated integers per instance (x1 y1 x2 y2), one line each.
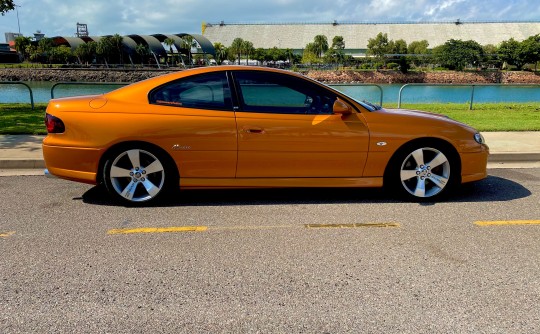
203 21 540 50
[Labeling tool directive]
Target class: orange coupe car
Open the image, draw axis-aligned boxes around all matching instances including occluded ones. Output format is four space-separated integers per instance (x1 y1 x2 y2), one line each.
43 66 489 204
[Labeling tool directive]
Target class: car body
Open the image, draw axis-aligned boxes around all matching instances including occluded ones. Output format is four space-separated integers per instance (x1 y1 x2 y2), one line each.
43 66 489 204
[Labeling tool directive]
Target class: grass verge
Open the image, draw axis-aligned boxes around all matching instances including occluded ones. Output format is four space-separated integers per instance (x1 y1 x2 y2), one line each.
0 104 48 135
1 102 539 134
384 103 540 131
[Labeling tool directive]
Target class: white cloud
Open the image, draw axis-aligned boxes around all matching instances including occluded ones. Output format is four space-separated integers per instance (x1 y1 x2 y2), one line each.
0 0 538 40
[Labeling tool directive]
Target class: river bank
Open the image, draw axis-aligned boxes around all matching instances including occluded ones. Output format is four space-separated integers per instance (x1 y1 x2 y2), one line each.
0 67 539 84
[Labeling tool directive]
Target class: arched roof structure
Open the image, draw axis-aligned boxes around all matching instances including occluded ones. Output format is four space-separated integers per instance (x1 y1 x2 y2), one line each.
52 37 87 51
49 33 216 57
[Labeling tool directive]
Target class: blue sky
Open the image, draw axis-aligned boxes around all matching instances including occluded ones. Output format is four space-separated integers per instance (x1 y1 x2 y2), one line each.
1 0 539 40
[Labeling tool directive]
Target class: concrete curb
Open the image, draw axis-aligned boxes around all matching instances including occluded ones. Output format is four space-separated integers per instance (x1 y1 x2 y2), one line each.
0 159 46 169
488 152 540 163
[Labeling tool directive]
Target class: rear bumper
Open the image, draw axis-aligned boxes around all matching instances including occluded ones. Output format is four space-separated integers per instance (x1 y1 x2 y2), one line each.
42 144 101 184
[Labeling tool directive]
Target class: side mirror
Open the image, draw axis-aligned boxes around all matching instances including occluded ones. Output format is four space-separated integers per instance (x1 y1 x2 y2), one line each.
333 99 352 115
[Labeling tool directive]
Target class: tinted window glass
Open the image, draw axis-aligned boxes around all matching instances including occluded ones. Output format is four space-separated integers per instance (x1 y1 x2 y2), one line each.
234 71 336 115
149 72 232 110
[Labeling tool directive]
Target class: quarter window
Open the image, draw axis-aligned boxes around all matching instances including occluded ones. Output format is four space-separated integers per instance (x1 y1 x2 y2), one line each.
233 71 336 115
149 72 232 110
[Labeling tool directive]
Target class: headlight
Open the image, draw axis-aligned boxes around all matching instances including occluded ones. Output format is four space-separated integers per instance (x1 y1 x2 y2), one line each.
474 133 485 144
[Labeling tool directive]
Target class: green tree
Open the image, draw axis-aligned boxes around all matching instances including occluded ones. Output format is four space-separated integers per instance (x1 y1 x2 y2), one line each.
433 39 484 70
164 37 175 65
38 38 55 64
110 34 124 64
74 41 96 65
14 35 31 60
135 44 150 66
498 38 527 70
331 36 345 50
0 0 15 15
522 34 540 71
407 40 429 67
242 40 254 65
313 35 329 58
367 33 393 64
482 44 500 69
252 47 267 65
213 42 228 65
284 48 294 64
393 39 408 54
230 37 244 65
49 45 72 64
96 36 114 67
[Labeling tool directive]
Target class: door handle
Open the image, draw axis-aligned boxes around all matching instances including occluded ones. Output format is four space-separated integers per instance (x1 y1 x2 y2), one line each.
244 127 265 134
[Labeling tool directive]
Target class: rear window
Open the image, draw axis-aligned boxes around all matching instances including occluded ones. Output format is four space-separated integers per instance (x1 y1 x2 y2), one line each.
149 72 232 110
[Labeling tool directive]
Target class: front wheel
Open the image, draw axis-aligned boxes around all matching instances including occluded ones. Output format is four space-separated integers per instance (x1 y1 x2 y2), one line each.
389 145 457 200
103 146 175 205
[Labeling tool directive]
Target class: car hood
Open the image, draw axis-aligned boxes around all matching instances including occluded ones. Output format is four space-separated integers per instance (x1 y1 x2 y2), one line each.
381 108 476 129
383 108 450 120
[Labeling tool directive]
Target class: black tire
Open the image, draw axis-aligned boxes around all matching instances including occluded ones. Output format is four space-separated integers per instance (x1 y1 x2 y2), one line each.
102 144 177 205
386 143 458 201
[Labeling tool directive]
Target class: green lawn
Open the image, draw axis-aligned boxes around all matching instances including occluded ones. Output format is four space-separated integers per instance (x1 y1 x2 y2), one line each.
1 102 539 134
384 103 540 131
0 104 48 134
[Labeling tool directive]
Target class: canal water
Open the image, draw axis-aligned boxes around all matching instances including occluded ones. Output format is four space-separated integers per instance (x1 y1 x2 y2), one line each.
1 81 540 105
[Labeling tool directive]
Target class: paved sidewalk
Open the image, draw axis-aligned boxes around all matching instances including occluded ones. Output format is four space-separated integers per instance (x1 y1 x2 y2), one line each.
0 133 539 170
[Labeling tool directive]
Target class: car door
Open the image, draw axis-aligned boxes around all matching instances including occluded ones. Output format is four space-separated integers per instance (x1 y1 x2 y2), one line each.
148 71 237 178
232 70 369 178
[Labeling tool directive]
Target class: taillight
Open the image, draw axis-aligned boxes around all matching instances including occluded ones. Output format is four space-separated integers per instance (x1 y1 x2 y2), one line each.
45 113 65 133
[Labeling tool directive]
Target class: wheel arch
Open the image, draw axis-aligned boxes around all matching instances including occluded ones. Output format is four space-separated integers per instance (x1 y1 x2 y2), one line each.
97 141 179 185
383 137 462 187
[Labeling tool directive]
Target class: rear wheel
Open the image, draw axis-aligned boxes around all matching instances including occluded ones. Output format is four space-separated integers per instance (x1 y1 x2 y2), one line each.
389 144 457 200
103 145 175 205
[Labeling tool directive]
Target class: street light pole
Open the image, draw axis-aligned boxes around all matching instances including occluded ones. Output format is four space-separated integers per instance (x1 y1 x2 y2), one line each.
15 5 21 34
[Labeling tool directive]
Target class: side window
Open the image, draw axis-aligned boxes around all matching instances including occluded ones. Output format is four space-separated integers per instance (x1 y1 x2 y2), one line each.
234 71 336 115
149 72 232 110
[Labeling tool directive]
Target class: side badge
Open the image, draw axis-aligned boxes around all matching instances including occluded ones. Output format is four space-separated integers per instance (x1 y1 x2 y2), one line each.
172 144 191 151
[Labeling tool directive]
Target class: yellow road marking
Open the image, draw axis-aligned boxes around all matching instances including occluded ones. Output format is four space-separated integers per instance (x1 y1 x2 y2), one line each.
474 220 540 227
108 226 207 235
305 223 400 228
0 231 15 238
212 225 297 231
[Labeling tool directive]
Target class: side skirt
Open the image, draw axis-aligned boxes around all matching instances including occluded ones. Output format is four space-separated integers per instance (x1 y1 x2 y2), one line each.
180 177 383 189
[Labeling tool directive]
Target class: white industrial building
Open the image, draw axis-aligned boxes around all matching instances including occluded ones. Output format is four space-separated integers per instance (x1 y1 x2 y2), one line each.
203 21 540 56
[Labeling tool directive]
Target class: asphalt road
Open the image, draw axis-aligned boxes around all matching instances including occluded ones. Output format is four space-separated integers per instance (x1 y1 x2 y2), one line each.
1 168 539 333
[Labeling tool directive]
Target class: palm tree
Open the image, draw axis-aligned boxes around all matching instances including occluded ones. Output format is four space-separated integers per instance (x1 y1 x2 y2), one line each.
14 35 31 60
242 40 254 65
213 42 227 65
110 34 124 64
164 37 175 66
135 44 150 66
313 35 329 58
230 38 244 65
181 35 194 65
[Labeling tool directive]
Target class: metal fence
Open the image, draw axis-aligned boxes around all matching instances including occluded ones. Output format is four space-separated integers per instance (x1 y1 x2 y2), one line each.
0 82 35 109
398 83 540 110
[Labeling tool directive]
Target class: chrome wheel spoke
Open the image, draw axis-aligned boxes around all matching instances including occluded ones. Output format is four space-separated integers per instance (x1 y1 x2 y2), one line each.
427 153 448 169
413 179 426 197
411 149 424 167
401 169 418 181
127 149 141 169
110 165 132 178
142 179 160 197
429 173 449 189
145 160 164 175
120 180 138 200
